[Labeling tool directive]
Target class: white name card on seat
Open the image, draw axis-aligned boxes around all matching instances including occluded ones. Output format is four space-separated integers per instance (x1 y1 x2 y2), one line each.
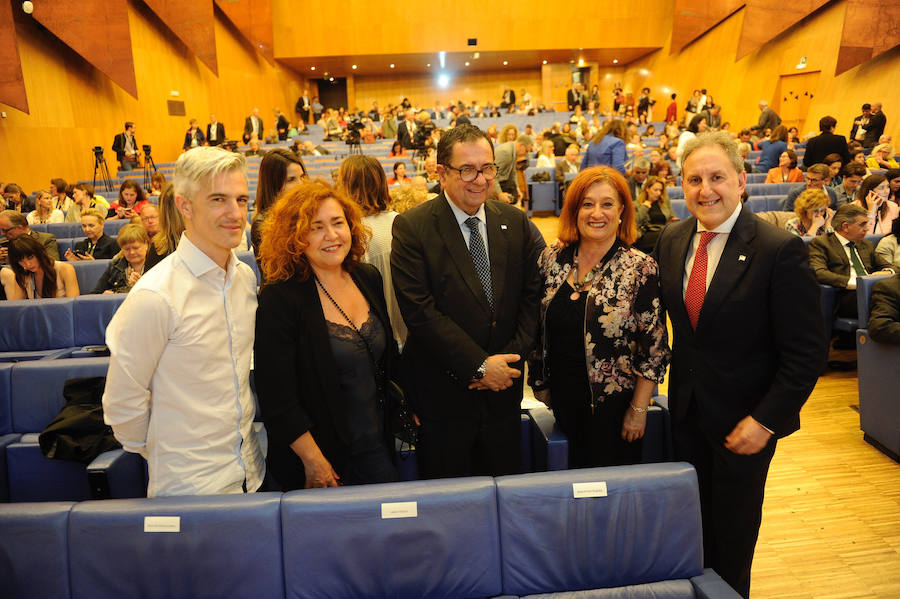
573 482 608 498
381 501 418 519
144 516 181 532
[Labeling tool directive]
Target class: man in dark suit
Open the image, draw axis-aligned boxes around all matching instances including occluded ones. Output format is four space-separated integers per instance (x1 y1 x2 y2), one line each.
391 124 541 480
0 210 60 262
780 164 838 211
566 83 586 111
295 90 311 125
206 114 226 146
501 87 516 112
808 203 897 318
756 101 781 133
655 131 824 598
851 102 886 150
868 274 900 344
803 116 850 168
242 108 263 144
111 121 139 171
396 111 417 150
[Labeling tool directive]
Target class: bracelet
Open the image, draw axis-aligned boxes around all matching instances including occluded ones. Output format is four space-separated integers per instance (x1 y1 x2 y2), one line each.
629 403 648 414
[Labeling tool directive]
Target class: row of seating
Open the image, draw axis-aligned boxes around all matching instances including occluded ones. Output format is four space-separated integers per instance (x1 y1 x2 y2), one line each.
29 219 130 239
0 462 741 598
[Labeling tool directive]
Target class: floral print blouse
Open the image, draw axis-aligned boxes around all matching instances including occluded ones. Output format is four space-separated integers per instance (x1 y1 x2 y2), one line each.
528 241 670 405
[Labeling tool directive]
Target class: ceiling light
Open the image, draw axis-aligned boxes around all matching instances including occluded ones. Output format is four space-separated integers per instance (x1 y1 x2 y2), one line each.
329 77 334 82
503 61 508 66
465 61 470 66
351 64 357 70
438 74 450 89
613 59 618 64
578 58 585 66
426 63 431 67
310 66 316 71
390 63 395 69
542 60 548 64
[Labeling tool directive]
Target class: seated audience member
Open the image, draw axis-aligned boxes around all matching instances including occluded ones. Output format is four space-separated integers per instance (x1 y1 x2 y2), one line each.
676 114 707 162
849 148 872 177
1 234 78 298
888 168 900 204
388 182 428 214
387 161 410 186
854 174 899 235
0 209 60 261
244 138 266 157
91 224 149 294
626 133 644 152
323 109 343 141
866 143 899 170
756 125 789 173
868 273 900 344
825 153 845 187
536 140 557 168
27 190 65 225
808 203 897 318
65 208 118 261
2 183 36 214
65 182 109 222
388 140 408 157
781 164 838 211
556 143 580 183
144 184 184 270
651 160 675 186
635 175 675 253
737 142 754 173
803 116 850 169
765 150 804 183
665 145 682 176
626 157 651 203
251 149 307 259
834 162 867 207
138 202 160 238
108 179 149 220
50 178 73 214
149 171 166 198
785 189 833 237
875 217 900 270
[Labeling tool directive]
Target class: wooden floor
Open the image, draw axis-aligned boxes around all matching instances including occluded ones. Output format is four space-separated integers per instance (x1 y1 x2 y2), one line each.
528 215 900 598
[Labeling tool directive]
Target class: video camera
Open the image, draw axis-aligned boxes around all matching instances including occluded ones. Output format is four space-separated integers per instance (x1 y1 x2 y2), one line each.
93 146 104 158
346 117 364 145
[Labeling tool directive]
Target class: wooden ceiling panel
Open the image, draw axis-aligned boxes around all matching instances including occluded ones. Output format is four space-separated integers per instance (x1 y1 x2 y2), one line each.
670 0 746 54
0 0 28 113
214 0 273 63
835 0 900 75
144 0 218 75
736 0 830 60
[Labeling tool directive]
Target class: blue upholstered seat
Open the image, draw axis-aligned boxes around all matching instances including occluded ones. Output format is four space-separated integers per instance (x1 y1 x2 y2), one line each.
0 501 75 598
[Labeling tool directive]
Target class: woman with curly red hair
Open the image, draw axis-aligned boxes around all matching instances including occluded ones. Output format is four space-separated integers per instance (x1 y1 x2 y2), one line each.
254 180 400 491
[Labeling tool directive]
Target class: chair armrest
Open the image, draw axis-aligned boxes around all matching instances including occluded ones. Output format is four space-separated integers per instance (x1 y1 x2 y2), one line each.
526 406 568 471
691 568 743 598
86 448 146 499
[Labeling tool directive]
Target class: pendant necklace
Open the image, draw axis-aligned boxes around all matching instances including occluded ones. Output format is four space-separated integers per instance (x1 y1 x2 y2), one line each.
570 251 602 301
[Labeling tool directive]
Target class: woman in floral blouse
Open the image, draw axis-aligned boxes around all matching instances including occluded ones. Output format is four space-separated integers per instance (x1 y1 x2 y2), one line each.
528 166 670 467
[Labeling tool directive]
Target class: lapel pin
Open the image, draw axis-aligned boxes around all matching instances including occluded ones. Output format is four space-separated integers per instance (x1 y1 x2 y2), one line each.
738 255 747 262
500 224 508 230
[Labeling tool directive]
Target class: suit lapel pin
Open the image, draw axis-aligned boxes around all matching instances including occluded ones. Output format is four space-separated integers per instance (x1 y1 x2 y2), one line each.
500 224 508 230
738 255 747 262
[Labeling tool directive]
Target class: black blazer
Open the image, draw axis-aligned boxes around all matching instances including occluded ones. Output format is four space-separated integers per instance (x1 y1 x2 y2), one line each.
111 133 137 163
74 234 118 260
802 132 850 169
182 128 206 151
808 232 896 288
397 120 414 149
254 264 397 490
656 206 824 441
243 116 264 142
390 194 542 420
206 122 226 146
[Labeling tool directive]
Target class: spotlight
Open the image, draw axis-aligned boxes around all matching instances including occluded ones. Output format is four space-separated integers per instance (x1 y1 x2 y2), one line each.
22 1 33 14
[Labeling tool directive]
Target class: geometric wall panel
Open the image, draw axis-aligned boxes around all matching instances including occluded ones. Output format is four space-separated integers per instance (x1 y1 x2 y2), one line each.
835 0 900 75
671 0 746 54
144 0 218 75
736 0 830 60
214 0 273 63
0 0 28 112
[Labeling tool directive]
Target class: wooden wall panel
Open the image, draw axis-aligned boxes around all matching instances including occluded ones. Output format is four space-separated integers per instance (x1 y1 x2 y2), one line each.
215 0 274 63
836 0 900 75
735 0 830 60
0 0 28 113
144 0 218 75
670 0 745 53
618 1 900 143
0 0 304 192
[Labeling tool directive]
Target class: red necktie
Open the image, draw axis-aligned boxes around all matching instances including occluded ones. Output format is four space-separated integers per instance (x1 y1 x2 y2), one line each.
685 231 718 330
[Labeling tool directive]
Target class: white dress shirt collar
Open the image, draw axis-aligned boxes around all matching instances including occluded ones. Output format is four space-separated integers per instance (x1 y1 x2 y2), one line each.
696 200 743 234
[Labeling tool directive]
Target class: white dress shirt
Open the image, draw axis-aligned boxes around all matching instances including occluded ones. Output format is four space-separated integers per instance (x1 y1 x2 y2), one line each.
103 234 264 497
683 200 743 296
835 231 866 287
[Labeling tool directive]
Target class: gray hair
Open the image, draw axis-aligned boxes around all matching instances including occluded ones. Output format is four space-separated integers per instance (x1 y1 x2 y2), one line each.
173 146 247 201
831 203 868 232
633 157 651 171
516 135 533 148
680 131 744 174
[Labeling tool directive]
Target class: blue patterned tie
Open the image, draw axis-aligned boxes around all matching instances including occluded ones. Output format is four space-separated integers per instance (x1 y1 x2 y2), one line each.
465 216 493 311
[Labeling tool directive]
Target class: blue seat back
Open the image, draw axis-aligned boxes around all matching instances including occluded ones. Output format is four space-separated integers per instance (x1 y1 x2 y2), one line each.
45 222 85 239
68 493 284 599
0 298 74 351
0 363 13 433
103 219 131 236
71 259 111 295
10 357 109 433
73 294 127 346
281 477 502 599
670 199 690 219
857 274 892 326
495 463 703 596
668 187 684 199
0 502 74 598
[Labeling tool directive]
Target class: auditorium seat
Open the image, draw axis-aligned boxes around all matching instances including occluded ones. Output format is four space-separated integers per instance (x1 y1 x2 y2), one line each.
45 222 85 239
0 299 74 361
68 493 284 599
525 166 558 216
0 501 75 598
71 259 111 295
72 293 127 347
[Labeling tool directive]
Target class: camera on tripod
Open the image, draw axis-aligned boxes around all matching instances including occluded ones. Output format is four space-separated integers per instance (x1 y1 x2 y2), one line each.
142 144 152 156
93 146 104 157
345 118 364 145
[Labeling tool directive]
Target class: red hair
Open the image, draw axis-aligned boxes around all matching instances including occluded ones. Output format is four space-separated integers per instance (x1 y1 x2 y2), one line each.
558 166 637 246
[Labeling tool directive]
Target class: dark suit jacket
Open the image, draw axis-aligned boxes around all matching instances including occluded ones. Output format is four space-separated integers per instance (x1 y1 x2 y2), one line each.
206 122 226 146
868 275 900 344
243 116 264 142
254 264 397 490
656 206 824 441
111 133 137 163
501 89 516 107
390 194 542 420
808 232 896 288
566 89 585 111
802 132 850 168
182 128 205 151
73 234 118 260
757 107 781 132
397 120 415 149
29 230 60 261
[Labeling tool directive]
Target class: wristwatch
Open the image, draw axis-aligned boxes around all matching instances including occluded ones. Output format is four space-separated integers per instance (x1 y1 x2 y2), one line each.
473 359 487 381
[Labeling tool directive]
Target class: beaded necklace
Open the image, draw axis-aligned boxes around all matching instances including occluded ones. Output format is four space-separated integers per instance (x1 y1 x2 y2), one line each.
569 251 602 301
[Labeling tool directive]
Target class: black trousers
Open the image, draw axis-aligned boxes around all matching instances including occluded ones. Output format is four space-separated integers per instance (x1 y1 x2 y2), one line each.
416 392 521 479
672 400 777 599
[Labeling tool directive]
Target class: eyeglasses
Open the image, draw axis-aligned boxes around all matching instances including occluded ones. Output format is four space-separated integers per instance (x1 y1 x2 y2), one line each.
443 163 498 182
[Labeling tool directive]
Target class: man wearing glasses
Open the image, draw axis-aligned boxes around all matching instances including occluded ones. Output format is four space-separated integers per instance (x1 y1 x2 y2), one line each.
391 124 542 479
0 210 60 264
780 163 839 211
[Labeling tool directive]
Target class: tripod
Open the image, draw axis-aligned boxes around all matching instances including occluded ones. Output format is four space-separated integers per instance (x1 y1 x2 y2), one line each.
92 150 113 193
142 152 158 192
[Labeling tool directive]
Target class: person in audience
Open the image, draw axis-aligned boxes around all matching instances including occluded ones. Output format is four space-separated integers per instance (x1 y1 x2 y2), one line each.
65 182 109 223
1 234 78 299
149 171 166 198
781 164 838 211
255 180 399 490
27 190 64 225
849 148 872 177
91 224 149 294
757 100 782 133
626 157 651 203
144 184 184 270
803 116 849 168
866 143 899 170
655 131 822 598
391 123 541 479
677 114 708 162
139 202 160 238
0 209 59 262
887 168 900 204
112 121 139 171
388 140 407 157
581 119 627 174
108 179 149 220
498 124 519 145
206 114 225 146
49 178 72 214
833 162 867 207
387 162 411 186
338 154 405 345
251 149 307 259
423 156 441 189
242 107 264 144
183 118 205 151
274 108 290 141
492 134 531 204
875 217 900 270
103 146 265 498
635 175 675 253
65 208 118 261
755 125 789 173
556 143 580 184
244 138 266 157
651 160 675 186
2 183 35 214
853 173 898 235
809 203 896 318
536 140 557 168
825 153 845 187
736 142 754 174
785 189 833 237
389 183 429 214
765 150 804 183
868 273 900 344
529 165 668 467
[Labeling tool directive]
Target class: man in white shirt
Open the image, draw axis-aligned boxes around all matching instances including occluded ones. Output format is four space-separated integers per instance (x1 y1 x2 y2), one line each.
103 146 265 497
